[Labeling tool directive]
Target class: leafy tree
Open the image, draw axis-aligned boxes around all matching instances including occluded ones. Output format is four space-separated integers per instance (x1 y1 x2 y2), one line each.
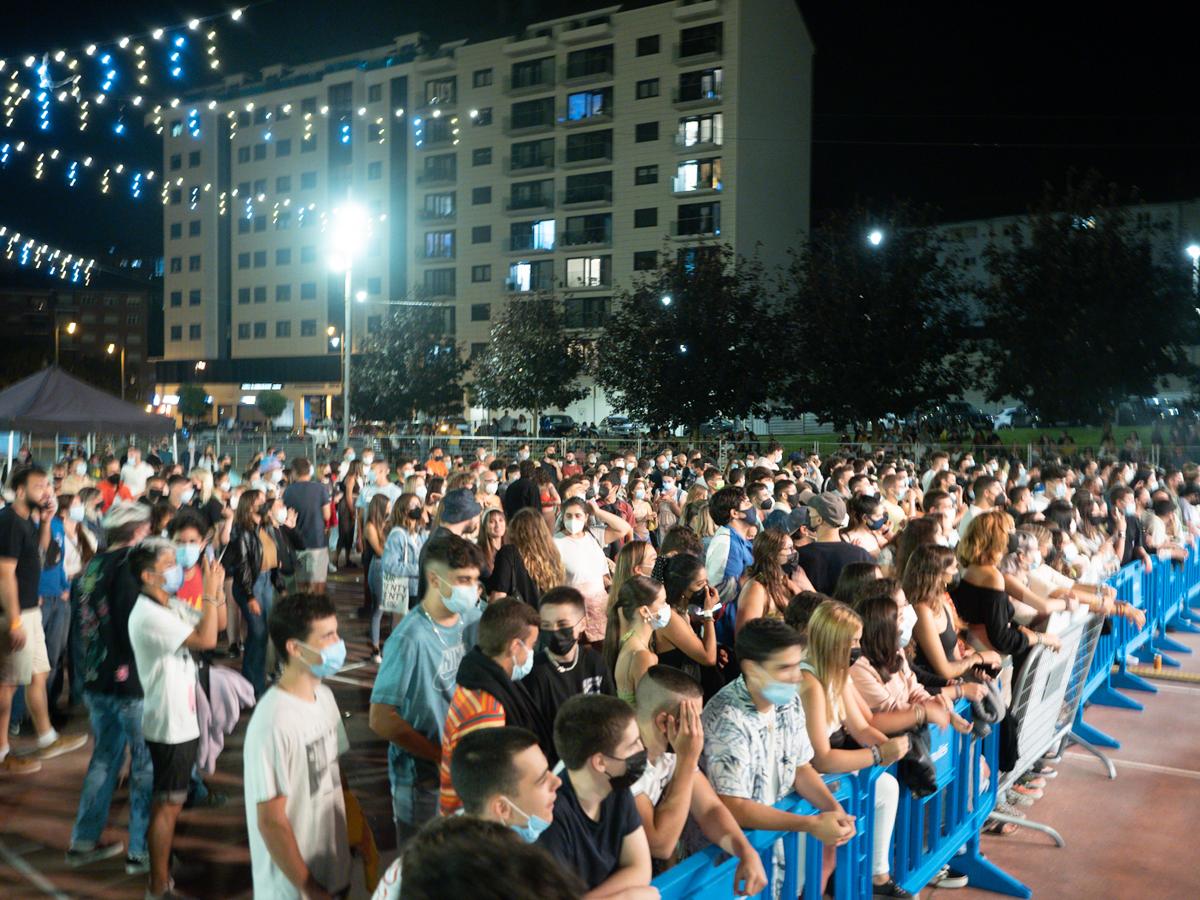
595 244 781 435
472 295 588 436
177 384 210 424
352 304 468 424
780 205 972 429
256 390 287 421
976 171 1197 423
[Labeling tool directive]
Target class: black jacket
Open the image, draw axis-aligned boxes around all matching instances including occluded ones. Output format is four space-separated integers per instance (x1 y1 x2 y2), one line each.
223 523 263 597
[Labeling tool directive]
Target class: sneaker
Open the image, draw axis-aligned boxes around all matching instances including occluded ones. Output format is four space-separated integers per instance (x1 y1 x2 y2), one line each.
0 753 41 775
930 866 968 889
1017 774 1047 790
66 842 125 867
328 561 338 574
872 876 918 898
1005 789 1035 808
1010 782 1044 800
125 854 150 875
372 650 382 664
994 801 1026 819
1033 761 1058 779
34 733 89 760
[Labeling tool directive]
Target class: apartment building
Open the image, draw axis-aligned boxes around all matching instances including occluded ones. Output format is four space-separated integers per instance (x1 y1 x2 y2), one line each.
153 0 813 427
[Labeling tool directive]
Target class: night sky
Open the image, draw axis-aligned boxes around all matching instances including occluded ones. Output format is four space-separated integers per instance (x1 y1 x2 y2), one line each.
1 0 1197 267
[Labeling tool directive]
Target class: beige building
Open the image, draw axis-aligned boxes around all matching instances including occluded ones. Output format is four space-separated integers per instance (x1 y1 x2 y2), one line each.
153 0 813 428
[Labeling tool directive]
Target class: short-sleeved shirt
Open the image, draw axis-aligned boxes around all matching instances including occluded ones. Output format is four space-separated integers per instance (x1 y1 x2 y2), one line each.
631 751 679 806
243 684 352 898
369 603 482 796
437 686 506 815
793 540 873 596
127 594 199 744
283 480 331 549
537 770 643 891
525 647 614 762
357 481 401 513
0 506 42 611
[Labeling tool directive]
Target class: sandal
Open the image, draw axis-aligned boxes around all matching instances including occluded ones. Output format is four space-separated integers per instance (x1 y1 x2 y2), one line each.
983 818 1019 836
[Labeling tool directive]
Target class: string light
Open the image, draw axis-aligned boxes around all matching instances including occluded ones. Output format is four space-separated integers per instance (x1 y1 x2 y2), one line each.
0 224 95 284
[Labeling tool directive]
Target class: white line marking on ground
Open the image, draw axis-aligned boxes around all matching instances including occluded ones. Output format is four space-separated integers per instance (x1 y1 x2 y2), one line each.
1128 681 1200 695
338 661 369 674
0 839 71 899
325 674 375 688
1064 752 1200 781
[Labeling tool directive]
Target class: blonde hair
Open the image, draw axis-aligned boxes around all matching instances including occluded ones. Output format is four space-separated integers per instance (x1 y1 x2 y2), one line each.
607 541 655 613
189 467 213 504
805 600 862 725
507 508 565 594
686 501 717 539
478 507 506 571
957 509 1011 568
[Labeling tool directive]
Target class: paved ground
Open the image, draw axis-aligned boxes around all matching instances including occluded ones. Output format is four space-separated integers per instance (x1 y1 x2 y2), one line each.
2 575 1199 899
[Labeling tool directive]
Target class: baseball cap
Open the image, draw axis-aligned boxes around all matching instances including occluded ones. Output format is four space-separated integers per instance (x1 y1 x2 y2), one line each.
807 491 848 528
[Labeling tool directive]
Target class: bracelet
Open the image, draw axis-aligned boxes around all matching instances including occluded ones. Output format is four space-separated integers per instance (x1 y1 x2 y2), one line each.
915 705 927 726
202 597 226 608
954 684 963 700
870 744 882 766
8 616 22 631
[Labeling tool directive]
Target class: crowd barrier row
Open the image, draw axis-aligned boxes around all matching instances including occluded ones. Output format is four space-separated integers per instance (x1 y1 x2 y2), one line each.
652 552 1198 899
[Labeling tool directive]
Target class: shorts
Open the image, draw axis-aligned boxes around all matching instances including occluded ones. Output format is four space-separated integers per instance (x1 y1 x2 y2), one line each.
0 606 50 686
296 548 329 585
146 738 199 804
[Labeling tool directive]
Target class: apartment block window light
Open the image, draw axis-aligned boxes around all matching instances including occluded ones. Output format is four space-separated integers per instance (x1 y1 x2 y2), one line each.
471 303 491 321
300 319 317 337
636 35 660 56
425 77 456 107
424 231 455 259
189 289 202 306
507 260 554 293
276 320 291 338
636 79 659 100
511 219 556 251
565 256 611 288
678 112 724 147
188 324 201 340
634 207 658 228
425 193 455 217
635 165 658 185
674 157 723 192
471 265 491 283
566 88 611 121
473 147 493 166
473 68 493 88
237 323 250 339
170 291 183 307
472 225 492 244
635 121 659 143
678 67 723 102
633 250 658 271
254 321 267 339
473 187 492 205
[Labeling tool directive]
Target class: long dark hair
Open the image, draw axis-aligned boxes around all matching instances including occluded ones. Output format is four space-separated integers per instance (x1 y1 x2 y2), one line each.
663 554 704 612
603 575 662 673
892 517 940 579
857 591 904 678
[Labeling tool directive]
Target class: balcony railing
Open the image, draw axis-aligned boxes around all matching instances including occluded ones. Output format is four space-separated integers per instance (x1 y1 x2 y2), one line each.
674 39 723 63
673 133 723 152
672 86 723 108
561 61 615 87
418 207 456 221
670 217 721 238
503 114 556 135
416 168 457 185
561 184 612 206
502 71 556 95
673 0 721 21
505 235 556 253
560 145 613 167
561 228 612 248
505 154 555 175
504 191 555 212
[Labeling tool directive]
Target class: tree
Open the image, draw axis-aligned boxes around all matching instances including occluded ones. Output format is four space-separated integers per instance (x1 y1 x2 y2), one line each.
352 305 469 424
595 244 781 435
472 295 588 435
256 390 287 422
780 205 972 429
976 171 1198 423
177 384 210 424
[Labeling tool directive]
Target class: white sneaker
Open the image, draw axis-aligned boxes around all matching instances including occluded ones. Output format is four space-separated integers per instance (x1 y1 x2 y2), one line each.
328 561 338 574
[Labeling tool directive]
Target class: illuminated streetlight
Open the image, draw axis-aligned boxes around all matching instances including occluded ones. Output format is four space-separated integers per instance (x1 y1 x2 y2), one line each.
660 294 672 307
868 229 884 247
329 202 369 445
54 318 79 364
106 342 125 399
356 290 367 302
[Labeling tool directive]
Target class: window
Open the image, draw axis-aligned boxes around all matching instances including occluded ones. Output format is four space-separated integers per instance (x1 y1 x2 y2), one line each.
424 192 455 218
276 284 292 302
254 107 269 124
169 223 182 239
507 260 554 293
170 188 182 205
473 147 493 166
253 321 267 339
471 303 491 321
169 153 182 171
253 143 267 161
636 78 659 100
301 282 317 300
510 97 555 129
188 323 202 340
367 161 383 181
237 252 251 270
634 207 658 227
637 35 660 56
367 315 382 334
674 157 722 192
473 68 493 88
425 117 455 144
472 186 492 205
566 45 613 80
276 139 292 157
188 220 201 236
276 320 291 338
509 179 553 210
510 138 554 171
421 154 456 182
678 67 723 103
300 319 317 337
510 57 553 90
301 245 316 263
424 268 456 297
424 231 455 259
301 136 316 153
565 256 611 288
253 250 267 268
678 112 723 147
188 254 201 271
301 171 317 189
510 219 556 251
237 288 250 304
254 214 267 233
302 97 317 114
189 150 201 167
254 286 268 303
276 175 291 193
633 250 658 271
566 88 611 121
635 121 659 142
471 265 491 283
170 325 182 341
679 22 723 58
676 201 721 235
237 146 251 163
635 165 659 186
564 296 611 329
238 323 250 339
276 211 292 231
276 103 292 120
474 107 492 126
189 289 202 305
368 84 383 103
236 111 250 128
169 257 182 273
425 77 456 107
563 213 611 246
471 342 487 359
170 290 182 307
564 171 612 204
472 225 491 244
276 248 292 266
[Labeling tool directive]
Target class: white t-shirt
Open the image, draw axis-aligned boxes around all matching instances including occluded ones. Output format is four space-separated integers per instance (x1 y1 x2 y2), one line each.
128 595 199 744
631 751 680 806
120 460 155 496
372 859 403 900
554 529 609 586
243 684 352 899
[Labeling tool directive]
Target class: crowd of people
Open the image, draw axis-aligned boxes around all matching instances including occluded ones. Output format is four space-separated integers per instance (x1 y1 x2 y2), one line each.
1 434 1189 900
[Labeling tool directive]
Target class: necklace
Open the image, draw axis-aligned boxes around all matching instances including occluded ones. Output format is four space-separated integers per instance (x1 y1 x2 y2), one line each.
547 646 580 673
420 605 456 650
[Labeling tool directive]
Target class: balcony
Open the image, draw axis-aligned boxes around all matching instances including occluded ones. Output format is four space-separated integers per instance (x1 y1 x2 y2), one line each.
673 134 722 153
502 32 555 57
418 207 456 222
502 73 556 96
559 146 613 168
561 185 612 208
505 236 556 253
673 0 721 21
670 218 721 239
673 39 723 64
561 228 612 249
559 108 613 129
503 114 555 136
560 19 614 45
561 62 615 88
672 85 723 109
416 51 457 73
414 95 457 117
504 191 555 214
504 155 555 176
417 249 456 262
416 169 457 186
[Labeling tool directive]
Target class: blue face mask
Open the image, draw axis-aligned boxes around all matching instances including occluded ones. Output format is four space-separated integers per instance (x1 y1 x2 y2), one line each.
503 797 551 843
512 641 534 681
176 543 201 571
760 678 798 706
162 564 184 595
435 571 479 615
300 639 347 678
650 605 672 630
740 505 759 528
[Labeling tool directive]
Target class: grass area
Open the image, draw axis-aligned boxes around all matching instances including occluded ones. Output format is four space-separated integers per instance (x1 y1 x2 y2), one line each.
768 425 1152 453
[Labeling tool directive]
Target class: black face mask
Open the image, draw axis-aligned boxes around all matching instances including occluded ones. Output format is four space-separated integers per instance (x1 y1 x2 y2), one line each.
542 625 578 657
849 647 863 666
407 508 423 520
689 586 708 607
107 473 121 486
607 750 648 792
147 489 164 502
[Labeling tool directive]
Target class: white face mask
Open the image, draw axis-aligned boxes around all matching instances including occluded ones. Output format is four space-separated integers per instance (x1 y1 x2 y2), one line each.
180 487 195 504
563 517 585 535
484 481 499 495
415 485 428 501
273 505 288 525
898 604 917 648
361 454 375 467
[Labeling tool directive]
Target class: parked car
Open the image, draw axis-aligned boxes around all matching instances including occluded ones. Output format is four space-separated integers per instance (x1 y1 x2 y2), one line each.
601 414 637 436
540 414 577 437
699 418 736 437
992 405 1040 429
1115 397 1181 426
914 401 992 433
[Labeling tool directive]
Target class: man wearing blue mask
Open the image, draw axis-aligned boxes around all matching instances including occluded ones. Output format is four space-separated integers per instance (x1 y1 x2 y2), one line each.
370 535 485 840
243 592 351 900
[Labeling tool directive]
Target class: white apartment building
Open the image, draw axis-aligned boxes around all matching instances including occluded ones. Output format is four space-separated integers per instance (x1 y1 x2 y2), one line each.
152 0 814 428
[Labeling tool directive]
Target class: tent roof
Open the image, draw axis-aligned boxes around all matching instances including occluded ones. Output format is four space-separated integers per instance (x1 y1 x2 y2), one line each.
0 367 174 436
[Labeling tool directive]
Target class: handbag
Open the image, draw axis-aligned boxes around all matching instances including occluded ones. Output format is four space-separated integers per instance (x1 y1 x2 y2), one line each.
380 534 411 615
897 726 939 798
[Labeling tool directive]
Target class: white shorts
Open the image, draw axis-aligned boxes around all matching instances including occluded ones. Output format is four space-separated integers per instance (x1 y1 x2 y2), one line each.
0 606 50 686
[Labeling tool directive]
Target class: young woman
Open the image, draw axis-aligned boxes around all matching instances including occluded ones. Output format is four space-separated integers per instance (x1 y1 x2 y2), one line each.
554 496 633 644
654 553 720 696
842 494 890 558
535 467 561 533
606 540 658 614
799 600 912 898
891 517 942 582
628 477 655 543
335 459 363 568
831 561 882 606
222 490 281 697
477 507 506 576
381 491 428 614
486 508 564 608
364 493 393 662
685 500 717 544
734 529 813 632
604 575 670 707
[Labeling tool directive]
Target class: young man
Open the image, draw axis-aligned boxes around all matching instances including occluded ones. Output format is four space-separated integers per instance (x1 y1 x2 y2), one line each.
0 465 87 774
794 493 873 595
702 618 856 896
704 486 757 607
525 586 616 742
127 538 224 898
283 458 332 594
369 534 484 836
121 447 155 499
243 592 351 900
438 598 547 815
415 488 482 598
631 666 768 896
537 694 657 899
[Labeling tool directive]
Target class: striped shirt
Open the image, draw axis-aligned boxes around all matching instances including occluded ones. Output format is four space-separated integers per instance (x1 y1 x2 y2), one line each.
438 686 506 816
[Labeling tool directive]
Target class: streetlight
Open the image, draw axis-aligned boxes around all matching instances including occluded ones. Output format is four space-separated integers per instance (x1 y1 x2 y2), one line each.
1187 244 1200 296
106 342 125 399
868 229 884 247
355 290 367 302
660 294 672 307
54 319 78 364
328 201 368 447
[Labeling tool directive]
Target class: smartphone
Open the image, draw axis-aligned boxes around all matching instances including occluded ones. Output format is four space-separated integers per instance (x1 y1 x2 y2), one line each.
204 543 216 564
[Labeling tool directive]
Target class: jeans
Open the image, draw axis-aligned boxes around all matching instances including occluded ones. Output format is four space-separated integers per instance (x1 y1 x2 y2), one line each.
71 691 152 858
233 571 275 697
41 594 71 711
368 558 385 646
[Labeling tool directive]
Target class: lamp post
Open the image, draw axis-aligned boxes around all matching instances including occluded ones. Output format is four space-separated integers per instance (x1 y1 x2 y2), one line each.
329 202 368 447
1187 244 1200 296
54 319 78 364
868 229 884 247
106 342 125 399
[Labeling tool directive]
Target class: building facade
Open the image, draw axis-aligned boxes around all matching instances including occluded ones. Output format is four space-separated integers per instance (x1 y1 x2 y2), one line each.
153 0 814 428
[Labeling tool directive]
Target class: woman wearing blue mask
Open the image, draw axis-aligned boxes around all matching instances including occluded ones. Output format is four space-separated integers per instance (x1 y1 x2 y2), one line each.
605 576 671 707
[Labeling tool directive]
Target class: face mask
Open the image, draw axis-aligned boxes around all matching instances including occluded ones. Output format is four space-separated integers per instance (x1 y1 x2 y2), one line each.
484 481 499 495
503 797 551 844
518 450 530 461
162 564 184 595
345 451 356 462
760 677 798 706
436 571 478 615
898 604 917 648
544 624 578 657
649 605 671 630
1054 483 1066 499
300 639 347 678
362 455 375 467
148 489 164 502
759 497 774 511
1062 543 1079 562
619 473 629 486
713 480 725 490
406 507 423 521
849 647 863 666
606 749 648 792
633 489 646 501
217 482 230 493
68 504 86 523
273 506 288 525
662 481 675 492
415 486 428 501
740 506 759 528
180 487 195 505
897 486 910 501
1029 550 1043 570
867 515 887 531
512 641 534 681
176 543 201 570
563 517 585 535
1124 502 1135 516
74 462 87 476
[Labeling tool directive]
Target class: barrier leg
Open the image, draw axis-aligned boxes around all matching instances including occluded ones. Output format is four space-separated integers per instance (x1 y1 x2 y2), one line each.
1133 643 1181 669
953 833 1032 898
1166 609 1200 635
1109 665 1157 696
1089 682 1145 710
1070 712 1121 749
994 810 1066 848
1153 632 1192 654
1065 732 1118 780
